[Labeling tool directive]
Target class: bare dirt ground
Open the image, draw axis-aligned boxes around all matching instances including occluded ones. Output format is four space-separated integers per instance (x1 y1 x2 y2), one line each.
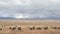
0 20 59 34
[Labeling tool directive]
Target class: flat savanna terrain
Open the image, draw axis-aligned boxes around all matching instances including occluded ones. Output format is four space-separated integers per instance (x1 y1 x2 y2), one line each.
0 20 60 34
0 20 60 26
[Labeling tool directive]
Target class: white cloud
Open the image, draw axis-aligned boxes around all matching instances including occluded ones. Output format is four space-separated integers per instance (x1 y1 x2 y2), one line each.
15 15 29 18
0 1 8 6
0 0 32 7
14 14 31 18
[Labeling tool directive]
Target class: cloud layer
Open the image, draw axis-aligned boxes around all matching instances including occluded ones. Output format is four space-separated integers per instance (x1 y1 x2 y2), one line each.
0 0 60 19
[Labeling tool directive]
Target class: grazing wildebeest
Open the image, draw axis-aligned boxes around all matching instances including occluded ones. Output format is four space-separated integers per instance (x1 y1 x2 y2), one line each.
9 26 17 31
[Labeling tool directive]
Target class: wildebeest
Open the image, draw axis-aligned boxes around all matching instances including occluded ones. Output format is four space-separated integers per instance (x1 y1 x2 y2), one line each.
43 27 48 30
9 26 17 31
17 27 22 30
36 27 42 30
29 26 35 30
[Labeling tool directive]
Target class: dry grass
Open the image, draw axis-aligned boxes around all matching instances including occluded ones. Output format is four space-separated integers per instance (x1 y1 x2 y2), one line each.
0 20 59 34
0 20 60 26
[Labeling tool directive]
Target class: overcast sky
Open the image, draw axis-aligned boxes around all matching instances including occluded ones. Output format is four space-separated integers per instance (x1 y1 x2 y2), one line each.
0 0 60 19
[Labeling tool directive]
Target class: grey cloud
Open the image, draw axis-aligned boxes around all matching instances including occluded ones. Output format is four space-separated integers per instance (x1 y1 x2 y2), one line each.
0 0 60 19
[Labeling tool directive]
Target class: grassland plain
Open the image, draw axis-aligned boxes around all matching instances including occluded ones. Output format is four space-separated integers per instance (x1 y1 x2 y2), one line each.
0 20 60 34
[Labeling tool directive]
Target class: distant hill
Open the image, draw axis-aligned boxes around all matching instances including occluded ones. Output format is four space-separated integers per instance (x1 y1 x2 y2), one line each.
0 17 15 19
0 17 60 20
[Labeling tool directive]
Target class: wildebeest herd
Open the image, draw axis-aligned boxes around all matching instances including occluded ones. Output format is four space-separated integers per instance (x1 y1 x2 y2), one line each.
0 25 60 31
